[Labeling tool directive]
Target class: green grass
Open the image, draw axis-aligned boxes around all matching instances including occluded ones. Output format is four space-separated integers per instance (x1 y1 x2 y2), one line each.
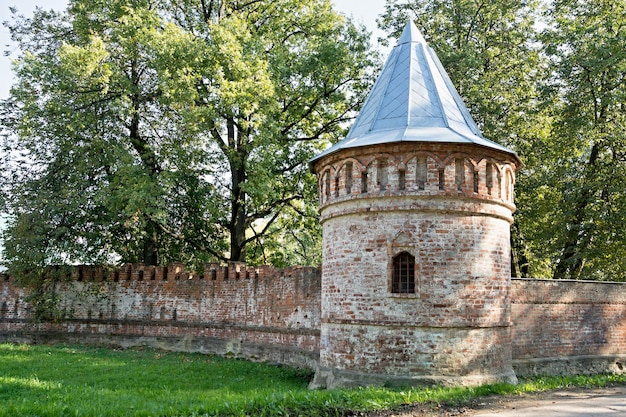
1 343 625 416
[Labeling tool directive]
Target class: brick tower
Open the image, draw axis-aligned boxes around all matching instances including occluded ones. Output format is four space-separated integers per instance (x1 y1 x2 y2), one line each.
309 21 522 388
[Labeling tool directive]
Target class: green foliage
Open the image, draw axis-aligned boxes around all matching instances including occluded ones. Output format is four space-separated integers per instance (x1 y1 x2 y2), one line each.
378 0 552 279
4 0 623 281
1 1 210 270
175 0 378 262
536 0 626 279
0 0 377 278
1 344 625 417
247 199 322 268
379 0 626 280
508 0 626 280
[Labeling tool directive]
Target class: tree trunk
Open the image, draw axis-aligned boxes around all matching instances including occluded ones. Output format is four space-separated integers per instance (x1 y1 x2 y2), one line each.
230 178 246 262
128 61 161 265
228 117 247 262
143 220 159 266
129 121 160 265
510 222 530 278
553 143 600 279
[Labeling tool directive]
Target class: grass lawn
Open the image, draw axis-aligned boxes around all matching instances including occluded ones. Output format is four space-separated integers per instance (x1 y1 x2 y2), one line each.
1 343 625 416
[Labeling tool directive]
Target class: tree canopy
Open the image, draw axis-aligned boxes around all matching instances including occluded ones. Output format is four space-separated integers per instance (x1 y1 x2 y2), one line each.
2 0 625 282
380 0 626 280
532 0 626 279
0 0 378 277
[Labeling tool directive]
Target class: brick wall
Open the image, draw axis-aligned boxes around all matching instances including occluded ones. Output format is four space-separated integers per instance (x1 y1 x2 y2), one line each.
511 278 626 376
0 263 321 368
3 268 626 378
310 141 520 388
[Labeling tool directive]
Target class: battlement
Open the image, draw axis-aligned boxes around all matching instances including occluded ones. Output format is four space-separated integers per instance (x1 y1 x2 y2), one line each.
0 262 322 368
314 142 518 211
1 262 321 336
0 263 319 285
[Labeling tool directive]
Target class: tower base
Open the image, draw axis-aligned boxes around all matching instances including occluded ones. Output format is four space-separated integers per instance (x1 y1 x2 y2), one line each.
309 366 518 389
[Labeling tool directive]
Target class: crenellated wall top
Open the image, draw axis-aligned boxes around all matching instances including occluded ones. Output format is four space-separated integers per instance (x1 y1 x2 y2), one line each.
311 142 521 211
1 263 320 284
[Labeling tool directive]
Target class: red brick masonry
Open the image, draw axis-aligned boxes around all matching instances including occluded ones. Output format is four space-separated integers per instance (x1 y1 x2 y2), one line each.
511 278 626 376
0 263 321 368
2 265 625 378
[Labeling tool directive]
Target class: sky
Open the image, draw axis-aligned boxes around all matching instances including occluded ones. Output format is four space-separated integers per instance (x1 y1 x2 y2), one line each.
0 0 388 100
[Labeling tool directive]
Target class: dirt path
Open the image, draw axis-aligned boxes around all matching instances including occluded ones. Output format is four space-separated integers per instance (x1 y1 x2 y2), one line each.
362 385 626 416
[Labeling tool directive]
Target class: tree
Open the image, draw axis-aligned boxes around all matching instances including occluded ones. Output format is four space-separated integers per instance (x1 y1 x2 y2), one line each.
167 0 377 262
378 0 626 281
536 0 626 280
378 0 550 277
0 0 377 280
1 1 210 272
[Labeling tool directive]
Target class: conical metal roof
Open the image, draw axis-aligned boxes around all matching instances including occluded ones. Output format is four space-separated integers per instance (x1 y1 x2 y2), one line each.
310 21 519 164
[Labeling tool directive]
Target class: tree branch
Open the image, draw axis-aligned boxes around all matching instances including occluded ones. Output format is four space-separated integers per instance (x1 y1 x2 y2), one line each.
248 194 302 222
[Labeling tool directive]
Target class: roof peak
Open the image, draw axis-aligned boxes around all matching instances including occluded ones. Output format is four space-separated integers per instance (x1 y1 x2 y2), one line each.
310 20 519 165
396 19 427 45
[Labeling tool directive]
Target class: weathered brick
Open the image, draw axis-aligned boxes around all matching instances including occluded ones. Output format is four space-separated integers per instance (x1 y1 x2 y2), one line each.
309 142 520 388
0 263 321 368
511 279 626 376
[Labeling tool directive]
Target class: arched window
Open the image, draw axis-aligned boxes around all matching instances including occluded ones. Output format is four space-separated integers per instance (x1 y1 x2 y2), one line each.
324 172 331 200
392 252 415 294
377 158 388 191
345 162 353 194
416 155 427 190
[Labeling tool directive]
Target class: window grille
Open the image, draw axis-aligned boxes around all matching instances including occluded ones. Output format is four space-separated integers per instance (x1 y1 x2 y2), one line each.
392 252 415 294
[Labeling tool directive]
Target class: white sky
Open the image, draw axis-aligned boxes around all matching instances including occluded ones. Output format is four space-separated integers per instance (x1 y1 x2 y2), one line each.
0 0 388 100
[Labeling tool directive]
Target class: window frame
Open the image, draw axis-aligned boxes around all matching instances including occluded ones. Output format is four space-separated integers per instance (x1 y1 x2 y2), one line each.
390 251 417 296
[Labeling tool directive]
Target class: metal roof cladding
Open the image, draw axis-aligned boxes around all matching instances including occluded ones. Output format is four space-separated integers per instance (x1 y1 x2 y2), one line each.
310 20 521 166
